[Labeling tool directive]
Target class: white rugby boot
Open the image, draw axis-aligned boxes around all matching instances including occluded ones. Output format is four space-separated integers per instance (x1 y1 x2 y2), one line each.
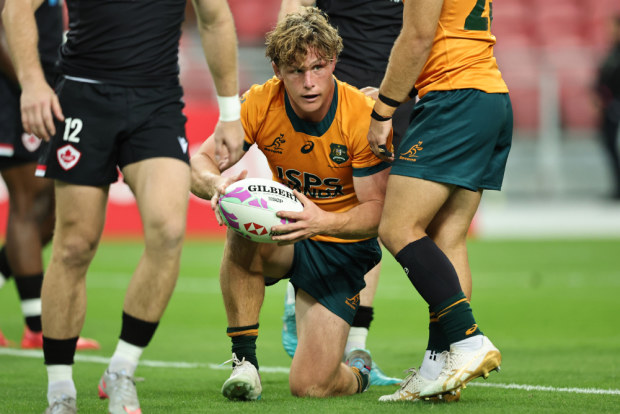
420 336 501 398
221 353 262 401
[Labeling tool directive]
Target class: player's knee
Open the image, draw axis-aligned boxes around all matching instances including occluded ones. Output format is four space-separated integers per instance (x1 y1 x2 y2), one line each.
378 220 398 251
144 216 185 252
55 234 98 269
289 368 334 397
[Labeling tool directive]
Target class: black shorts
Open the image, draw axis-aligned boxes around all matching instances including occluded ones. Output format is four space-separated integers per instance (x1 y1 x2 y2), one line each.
0 72 57 170
36 77 189 186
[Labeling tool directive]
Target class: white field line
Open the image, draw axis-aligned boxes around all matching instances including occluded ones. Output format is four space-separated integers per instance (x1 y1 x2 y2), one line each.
2 348 618 395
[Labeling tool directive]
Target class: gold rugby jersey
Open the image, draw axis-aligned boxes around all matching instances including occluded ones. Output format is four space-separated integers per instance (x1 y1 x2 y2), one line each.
241 77 391 243
415 0 508 98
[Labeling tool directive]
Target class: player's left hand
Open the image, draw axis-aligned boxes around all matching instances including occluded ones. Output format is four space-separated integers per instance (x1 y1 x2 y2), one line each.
210 169 248 225
212 119 245 170
270 190 327 245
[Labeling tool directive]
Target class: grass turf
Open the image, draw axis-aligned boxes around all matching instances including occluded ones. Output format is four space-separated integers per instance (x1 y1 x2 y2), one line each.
0 238 619 413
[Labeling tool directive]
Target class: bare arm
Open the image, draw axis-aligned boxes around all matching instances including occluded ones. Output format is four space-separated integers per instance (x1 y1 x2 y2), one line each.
278 0 314 22
272 167 389 243
367 0 442 160
0 0 18 83
190 135 247 222
192 0 244 169
2 0 63 140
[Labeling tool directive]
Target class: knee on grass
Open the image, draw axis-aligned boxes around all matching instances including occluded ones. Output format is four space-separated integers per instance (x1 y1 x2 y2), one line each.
289 370 344 398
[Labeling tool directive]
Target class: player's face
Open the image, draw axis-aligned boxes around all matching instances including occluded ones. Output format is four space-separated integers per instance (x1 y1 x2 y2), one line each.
273 50 336 123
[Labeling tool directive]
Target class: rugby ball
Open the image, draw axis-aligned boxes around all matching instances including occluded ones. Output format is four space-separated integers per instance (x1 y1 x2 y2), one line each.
218 178 303 243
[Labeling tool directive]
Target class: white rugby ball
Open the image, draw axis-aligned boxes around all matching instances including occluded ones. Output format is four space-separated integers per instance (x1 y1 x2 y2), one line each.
218 178 303 243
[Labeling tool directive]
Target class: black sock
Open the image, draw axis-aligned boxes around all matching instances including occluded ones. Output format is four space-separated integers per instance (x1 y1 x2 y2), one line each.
394 236 462 308
43 336 78 365
14 273 44 332
427 309 450 352
227 324 259 370
0 247 12 280
352 305 374 329
120 312 159 348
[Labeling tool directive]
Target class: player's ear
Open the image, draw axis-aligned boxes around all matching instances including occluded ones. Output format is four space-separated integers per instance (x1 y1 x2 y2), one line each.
272 62 283 80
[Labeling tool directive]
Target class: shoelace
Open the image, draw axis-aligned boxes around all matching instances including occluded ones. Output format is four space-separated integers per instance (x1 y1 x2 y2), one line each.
48 396 75 414
438 351 454 377
398 367 419 389
220 353 245 367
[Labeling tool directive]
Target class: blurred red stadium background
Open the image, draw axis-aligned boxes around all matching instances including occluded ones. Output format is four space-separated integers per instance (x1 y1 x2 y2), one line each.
1 0 618 238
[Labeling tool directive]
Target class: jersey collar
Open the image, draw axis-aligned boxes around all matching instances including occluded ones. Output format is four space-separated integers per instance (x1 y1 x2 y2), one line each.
284 79 338 137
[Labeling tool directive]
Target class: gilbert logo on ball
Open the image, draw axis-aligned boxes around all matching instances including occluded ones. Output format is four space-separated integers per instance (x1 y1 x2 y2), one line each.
218 178 303 243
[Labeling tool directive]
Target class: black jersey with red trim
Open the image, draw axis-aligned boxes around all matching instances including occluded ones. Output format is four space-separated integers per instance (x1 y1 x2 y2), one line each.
35 0 63 71
60 0 185 87
316 0 402 73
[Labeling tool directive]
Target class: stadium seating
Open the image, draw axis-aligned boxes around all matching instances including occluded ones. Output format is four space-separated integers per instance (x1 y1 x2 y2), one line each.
491 0 617 130
179 0 616 131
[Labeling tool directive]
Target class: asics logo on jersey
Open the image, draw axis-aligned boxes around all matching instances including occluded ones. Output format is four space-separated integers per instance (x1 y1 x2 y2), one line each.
275 167 344 199
301 141 314 154
345 293 360 310
399 141 424 162
264 134 286 154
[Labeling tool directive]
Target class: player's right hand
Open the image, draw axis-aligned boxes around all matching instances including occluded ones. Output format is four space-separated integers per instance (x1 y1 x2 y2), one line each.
367 117 394 162
20 79 64 141
212 119 245 170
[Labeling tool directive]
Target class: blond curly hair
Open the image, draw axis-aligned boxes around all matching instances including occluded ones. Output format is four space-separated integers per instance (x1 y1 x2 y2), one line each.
265 7 343 68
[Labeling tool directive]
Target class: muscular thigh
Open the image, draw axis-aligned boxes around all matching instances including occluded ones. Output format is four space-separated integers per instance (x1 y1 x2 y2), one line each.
223 229 295 278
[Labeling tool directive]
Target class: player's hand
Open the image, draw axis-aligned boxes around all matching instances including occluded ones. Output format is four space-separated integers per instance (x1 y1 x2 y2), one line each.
210 169 248 225
271 190 327 245
367 117 394 162
212 119 244 170
360 86 379 100
20 79 64 141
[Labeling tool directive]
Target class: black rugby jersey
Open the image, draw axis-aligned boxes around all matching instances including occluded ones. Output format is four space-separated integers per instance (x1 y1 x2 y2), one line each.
316 0 402 73
35 0 63 71
60 0 185 87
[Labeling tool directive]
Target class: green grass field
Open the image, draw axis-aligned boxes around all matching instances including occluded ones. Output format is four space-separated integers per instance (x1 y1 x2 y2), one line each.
1 238 619 413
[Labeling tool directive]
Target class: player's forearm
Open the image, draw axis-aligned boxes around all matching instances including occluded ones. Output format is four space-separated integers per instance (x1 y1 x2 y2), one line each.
322 200 384 240
277 0 314 22
190 152 223 200
196 7 239 97
2 0 46 86
374 0 438 117
375 34 430 117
